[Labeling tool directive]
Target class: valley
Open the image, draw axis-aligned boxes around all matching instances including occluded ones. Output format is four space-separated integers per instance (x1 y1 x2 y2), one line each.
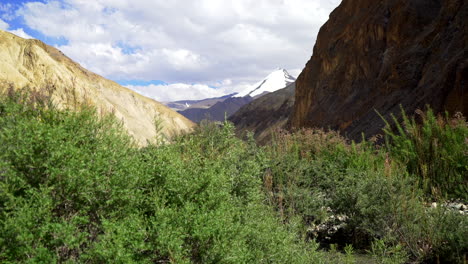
0 0 466 263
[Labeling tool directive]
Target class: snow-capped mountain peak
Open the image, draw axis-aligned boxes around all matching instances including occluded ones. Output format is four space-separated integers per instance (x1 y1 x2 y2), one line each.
234 68 296 98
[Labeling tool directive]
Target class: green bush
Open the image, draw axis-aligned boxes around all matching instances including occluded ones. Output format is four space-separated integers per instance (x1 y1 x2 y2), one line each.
263 120 467 263
382 108 468 200
369 239 408 264
1 90 465 263
0 90 319 263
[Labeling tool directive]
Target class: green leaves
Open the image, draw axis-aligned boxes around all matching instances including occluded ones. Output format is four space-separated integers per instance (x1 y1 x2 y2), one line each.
0 90 317 263
263 114 467 263
383 108 468 200
1 90 465 263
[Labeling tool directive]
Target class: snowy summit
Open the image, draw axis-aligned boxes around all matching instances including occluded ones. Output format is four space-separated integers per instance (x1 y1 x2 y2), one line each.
234 69 296 98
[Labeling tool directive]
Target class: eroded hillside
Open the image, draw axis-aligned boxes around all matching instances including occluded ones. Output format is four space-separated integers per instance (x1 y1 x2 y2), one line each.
0 30 194 145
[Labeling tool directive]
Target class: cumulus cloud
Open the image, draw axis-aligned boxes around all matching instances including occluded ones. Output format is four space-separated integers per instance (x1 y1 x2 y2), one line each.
14 0 341 101
128 84 225 102
127 80 252 102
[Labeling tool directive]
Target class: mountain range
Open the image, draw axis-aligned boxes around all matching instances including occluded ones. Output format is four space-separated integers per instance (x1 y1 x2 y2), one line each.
173 68 296 123
165 93 236 112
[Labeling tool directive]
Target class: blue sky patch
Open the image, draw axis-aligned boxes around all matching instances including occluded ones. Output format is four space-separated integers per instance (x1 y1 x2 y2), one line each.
116 41 139 55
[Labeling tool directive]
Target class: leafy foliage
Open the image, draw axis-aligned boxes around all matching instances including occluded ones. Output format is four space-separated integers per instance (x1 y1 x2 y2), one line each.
0 91 318 263
0 90 466 263
382 108 468 200
263 119 467 263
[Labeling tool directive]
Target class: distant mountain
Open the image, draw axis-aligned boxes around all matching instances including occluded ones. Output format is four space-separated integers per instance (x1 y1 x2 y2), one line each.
234 68 295 98
165 93 236 111
177 69 296 123
229 83 295 144
0 30 194 145
179 96 253 123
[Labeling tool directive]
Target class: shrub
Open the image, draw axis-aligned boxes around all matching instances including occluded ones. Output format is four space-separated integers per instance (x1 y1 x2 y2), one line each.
382 108 468 200
263 118 467 263
1 89 465 263
0 90 142 262
369 239 408 264
0 90 320 263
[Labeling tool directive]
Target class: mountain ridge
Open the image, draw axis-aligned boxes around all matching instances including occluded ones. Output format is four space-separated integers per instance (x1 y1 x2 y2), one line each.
234 68 295 98
165 93 236 111
0 30 195 145
177 69 295 123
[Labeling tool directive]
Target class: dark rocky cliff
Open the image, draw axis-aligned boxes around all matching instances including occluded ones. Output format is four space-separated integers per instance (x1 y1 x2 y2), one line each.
290 0 467 140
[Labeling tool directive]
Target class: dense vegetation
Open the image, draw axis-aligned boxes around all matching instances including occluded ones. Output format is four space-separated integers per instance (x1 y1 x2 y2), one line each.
0 90 466 263
264 116 467 263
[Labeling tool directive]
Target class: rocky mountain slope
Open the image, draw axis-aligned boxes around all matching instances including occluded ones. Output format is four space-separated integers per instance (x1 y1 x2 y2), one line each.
290 0 467 140
229 83 295 144
178 69 295 123
0 30 194 145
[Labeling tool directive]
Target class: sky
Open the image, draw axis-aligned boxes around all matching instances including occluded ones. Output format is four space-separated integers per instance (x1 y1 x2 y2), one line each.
0 0 341 102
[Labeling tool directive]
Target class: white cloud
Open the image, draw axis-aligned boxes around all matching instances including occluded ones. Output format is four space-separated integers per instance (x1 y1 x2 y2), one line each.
289 68 303 79
128 83 225 102
8 28 33 39
127 79 253 102
15 0 342 101
0 18 9 30
162 49 207 71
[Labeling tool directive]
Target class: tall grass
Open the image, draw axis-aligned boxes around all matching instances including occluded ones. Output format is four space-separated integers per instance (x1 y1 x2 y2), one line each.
382 108 467 200
263 112 467 263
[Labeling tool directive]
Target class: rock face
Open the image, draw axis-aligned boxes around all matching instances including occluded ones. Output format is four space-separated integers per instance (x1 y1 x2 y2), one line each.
229 83 295 144
290 0 467 140
0 30 194 145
